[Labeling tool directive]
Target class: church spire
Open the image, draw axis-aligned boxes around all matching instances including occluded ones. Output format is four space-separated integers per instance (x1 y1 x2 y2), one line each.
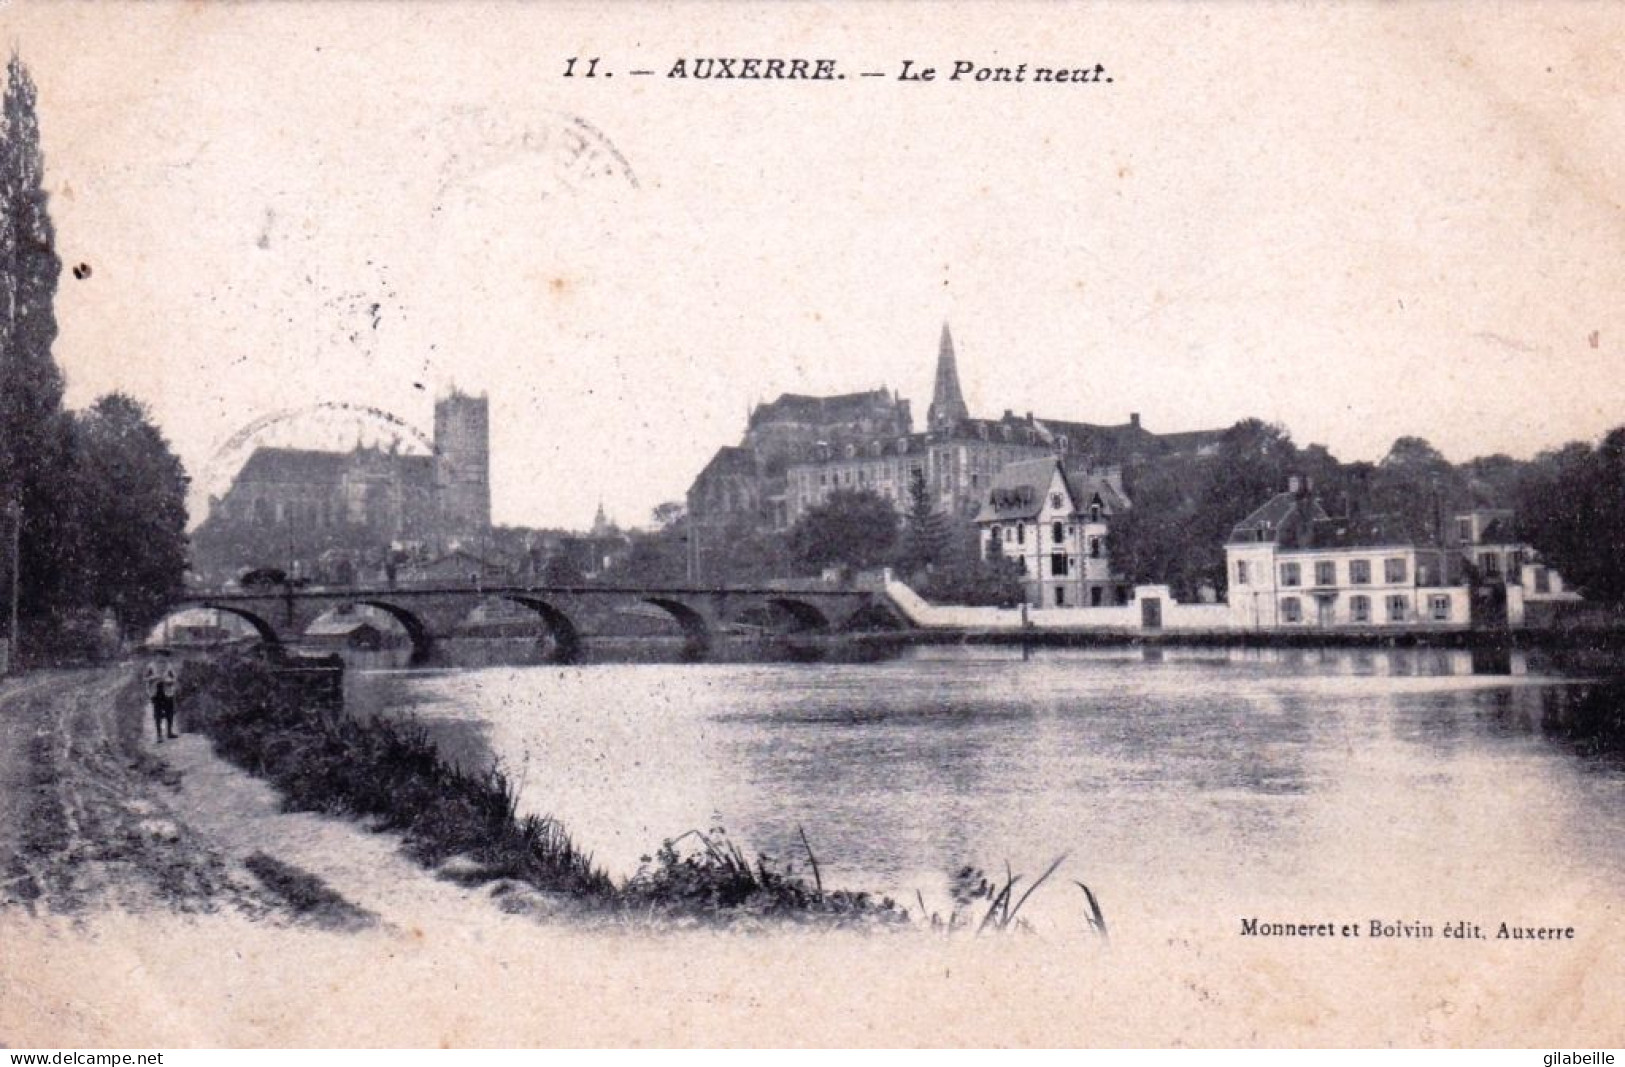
927 322 969 432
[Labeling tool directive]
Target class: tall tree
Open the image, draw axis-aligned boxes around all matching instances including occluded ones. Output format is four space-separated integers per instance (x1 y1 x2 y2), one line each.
74 394 190 633
0 53 72 644
899 467 949 574
1371 436 1463 542
1515 432 1625 603
788 489 898 572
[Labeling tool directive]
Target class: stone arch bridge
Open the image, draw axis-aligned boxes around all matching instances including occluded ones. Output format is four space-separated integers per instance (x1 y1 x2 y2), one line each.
173 583 905 664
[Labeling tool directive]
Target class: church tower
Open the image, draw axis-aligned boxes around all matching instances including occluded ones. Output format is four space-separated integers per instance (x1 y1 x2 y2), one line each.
926 323 970 432
433 388 492 547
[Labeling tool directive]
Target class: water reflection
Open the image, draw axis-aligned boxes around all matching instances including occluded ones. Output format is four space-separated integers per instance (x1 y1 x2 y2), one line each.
357 644 1625 935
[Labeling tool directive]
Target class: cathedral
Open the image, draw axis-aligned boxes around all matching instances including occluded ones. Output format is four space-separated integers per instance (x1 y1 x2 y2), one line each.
687 324 1226 536
191 390 492 581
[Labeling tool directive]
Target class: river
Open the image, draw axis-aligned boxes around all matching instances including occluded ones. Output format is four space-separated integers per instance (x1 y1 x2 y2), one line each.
349 645 1625 940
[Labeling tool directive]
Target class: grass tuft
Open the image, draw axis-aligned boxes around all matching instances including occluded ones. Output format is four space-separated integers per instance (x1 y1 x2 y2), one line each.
183 653 905 929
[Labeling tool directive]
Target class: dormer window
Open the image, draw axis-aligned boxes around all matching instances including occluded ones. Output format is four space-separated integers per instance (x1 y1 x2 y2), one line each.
1050 492 1064 509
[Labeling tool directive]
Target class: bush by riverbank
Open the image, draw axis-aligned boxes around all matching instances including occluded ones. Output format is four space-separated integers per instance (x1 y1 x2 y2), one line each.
182 651 908 929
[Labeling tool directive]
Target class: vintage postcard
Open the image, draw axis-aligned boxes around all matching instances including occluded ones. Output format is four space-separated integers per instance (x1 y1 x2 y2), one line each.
1 0 1623 1049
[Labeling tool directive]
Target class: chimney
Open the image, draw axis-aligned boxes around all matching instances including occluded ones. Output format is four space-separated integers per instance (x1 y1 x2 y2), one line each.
1129 412 1141 428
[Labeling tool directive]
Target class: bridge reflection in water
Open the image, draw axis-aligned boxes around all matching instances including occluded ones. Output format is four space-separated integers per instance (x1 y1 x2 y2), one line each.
171 584 904 665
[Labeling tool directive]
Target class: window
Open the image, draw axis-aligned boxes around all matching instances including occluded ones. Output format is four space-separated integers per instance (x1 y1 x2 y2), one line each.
1236 560 1250 586
1089 537 1102 559
1281 562 1302 587
1385 558 1407 583
1479 552 1500 577
1349 559 1371 585
1091 586 1104 606
1005 526 1014 543
1387 595 1408 622
1457 518 1473 543
1054 587 1066 607
1534 567 1550 594
1090 503 1103 522
1051 552 1069 577
1052 522 1064 542
1281 597 1302 623
1430 594 1451 621
1050 493 1064 510
1017 523 1026 545
1315 561 1336 586
1017 556 1028 575
1350 594 1371 623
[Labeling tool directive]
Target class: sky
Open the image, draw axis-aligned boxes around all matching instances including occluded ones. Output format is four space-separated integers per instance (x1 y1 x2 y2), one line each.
7 2 1625 529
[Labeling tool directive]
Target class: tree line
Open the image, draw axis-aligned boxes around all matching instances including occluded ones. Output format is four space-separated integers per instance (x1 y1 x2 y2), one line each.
0 55 189 663
620 417 1625 608
617 469 1026 606
1112 419 1625 603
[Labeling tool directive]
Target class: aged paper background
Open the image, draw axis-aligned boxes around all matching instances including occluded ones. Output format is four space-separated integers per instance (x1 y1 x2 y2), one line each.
2 0 1624 1047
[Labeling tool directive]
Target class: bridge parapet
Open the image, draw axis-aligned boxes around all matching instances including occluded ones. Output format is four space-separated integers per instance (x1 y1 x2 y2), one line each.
174 583 904 664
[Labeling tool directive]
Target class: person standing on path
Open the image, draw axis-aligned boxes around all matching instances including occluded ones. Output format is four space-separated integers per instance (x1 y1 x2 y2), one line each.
143 650 180 742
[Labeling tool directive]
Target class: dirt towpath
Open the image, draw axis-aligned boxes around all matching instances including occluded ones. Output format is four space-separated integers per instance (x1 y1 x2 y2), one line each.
0 665 550 931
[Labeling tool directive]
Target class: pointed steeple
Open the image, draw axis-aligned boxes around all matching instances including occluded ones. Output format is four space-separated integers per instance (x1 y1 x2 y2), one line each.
926 322 970 432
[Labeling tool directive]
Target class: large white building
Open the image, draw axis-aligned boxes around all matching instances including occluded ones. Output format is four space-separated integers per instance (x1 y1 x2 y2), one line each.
1225 479 1471 630
973 457 1132 608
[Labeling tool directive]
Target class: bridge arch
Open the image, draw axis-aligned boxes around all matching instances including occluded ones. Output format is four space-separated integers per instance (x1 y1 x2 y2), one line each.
353 600 433 665
764 597 831 634
197 604 282 646
643 597 711 661
503 596 584 664
837 600 908 633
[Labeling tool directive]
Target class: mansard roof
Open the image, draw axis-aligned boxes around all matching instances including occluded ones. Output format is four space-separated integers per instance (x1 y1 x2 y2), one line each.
1068 470 1131 515
1228 491 1332 545
747 389 899 428
973 457 1129 523
936 410 1223 462
1293 513 1427 551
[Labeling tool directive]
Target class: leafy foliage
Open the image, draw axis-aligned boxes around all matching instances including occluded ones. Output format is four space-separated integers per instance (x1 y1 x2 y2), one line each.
1513 429 1625 602
0 53 71 634
899 468 950 572
74 394 189 631
788 488 898 572
910 525 1026 606
0 57 190 657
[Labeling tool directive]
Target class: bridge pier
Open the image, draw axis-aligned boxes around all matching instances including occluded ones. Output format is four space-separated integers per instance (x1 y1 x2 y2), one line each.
174 583 901 666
